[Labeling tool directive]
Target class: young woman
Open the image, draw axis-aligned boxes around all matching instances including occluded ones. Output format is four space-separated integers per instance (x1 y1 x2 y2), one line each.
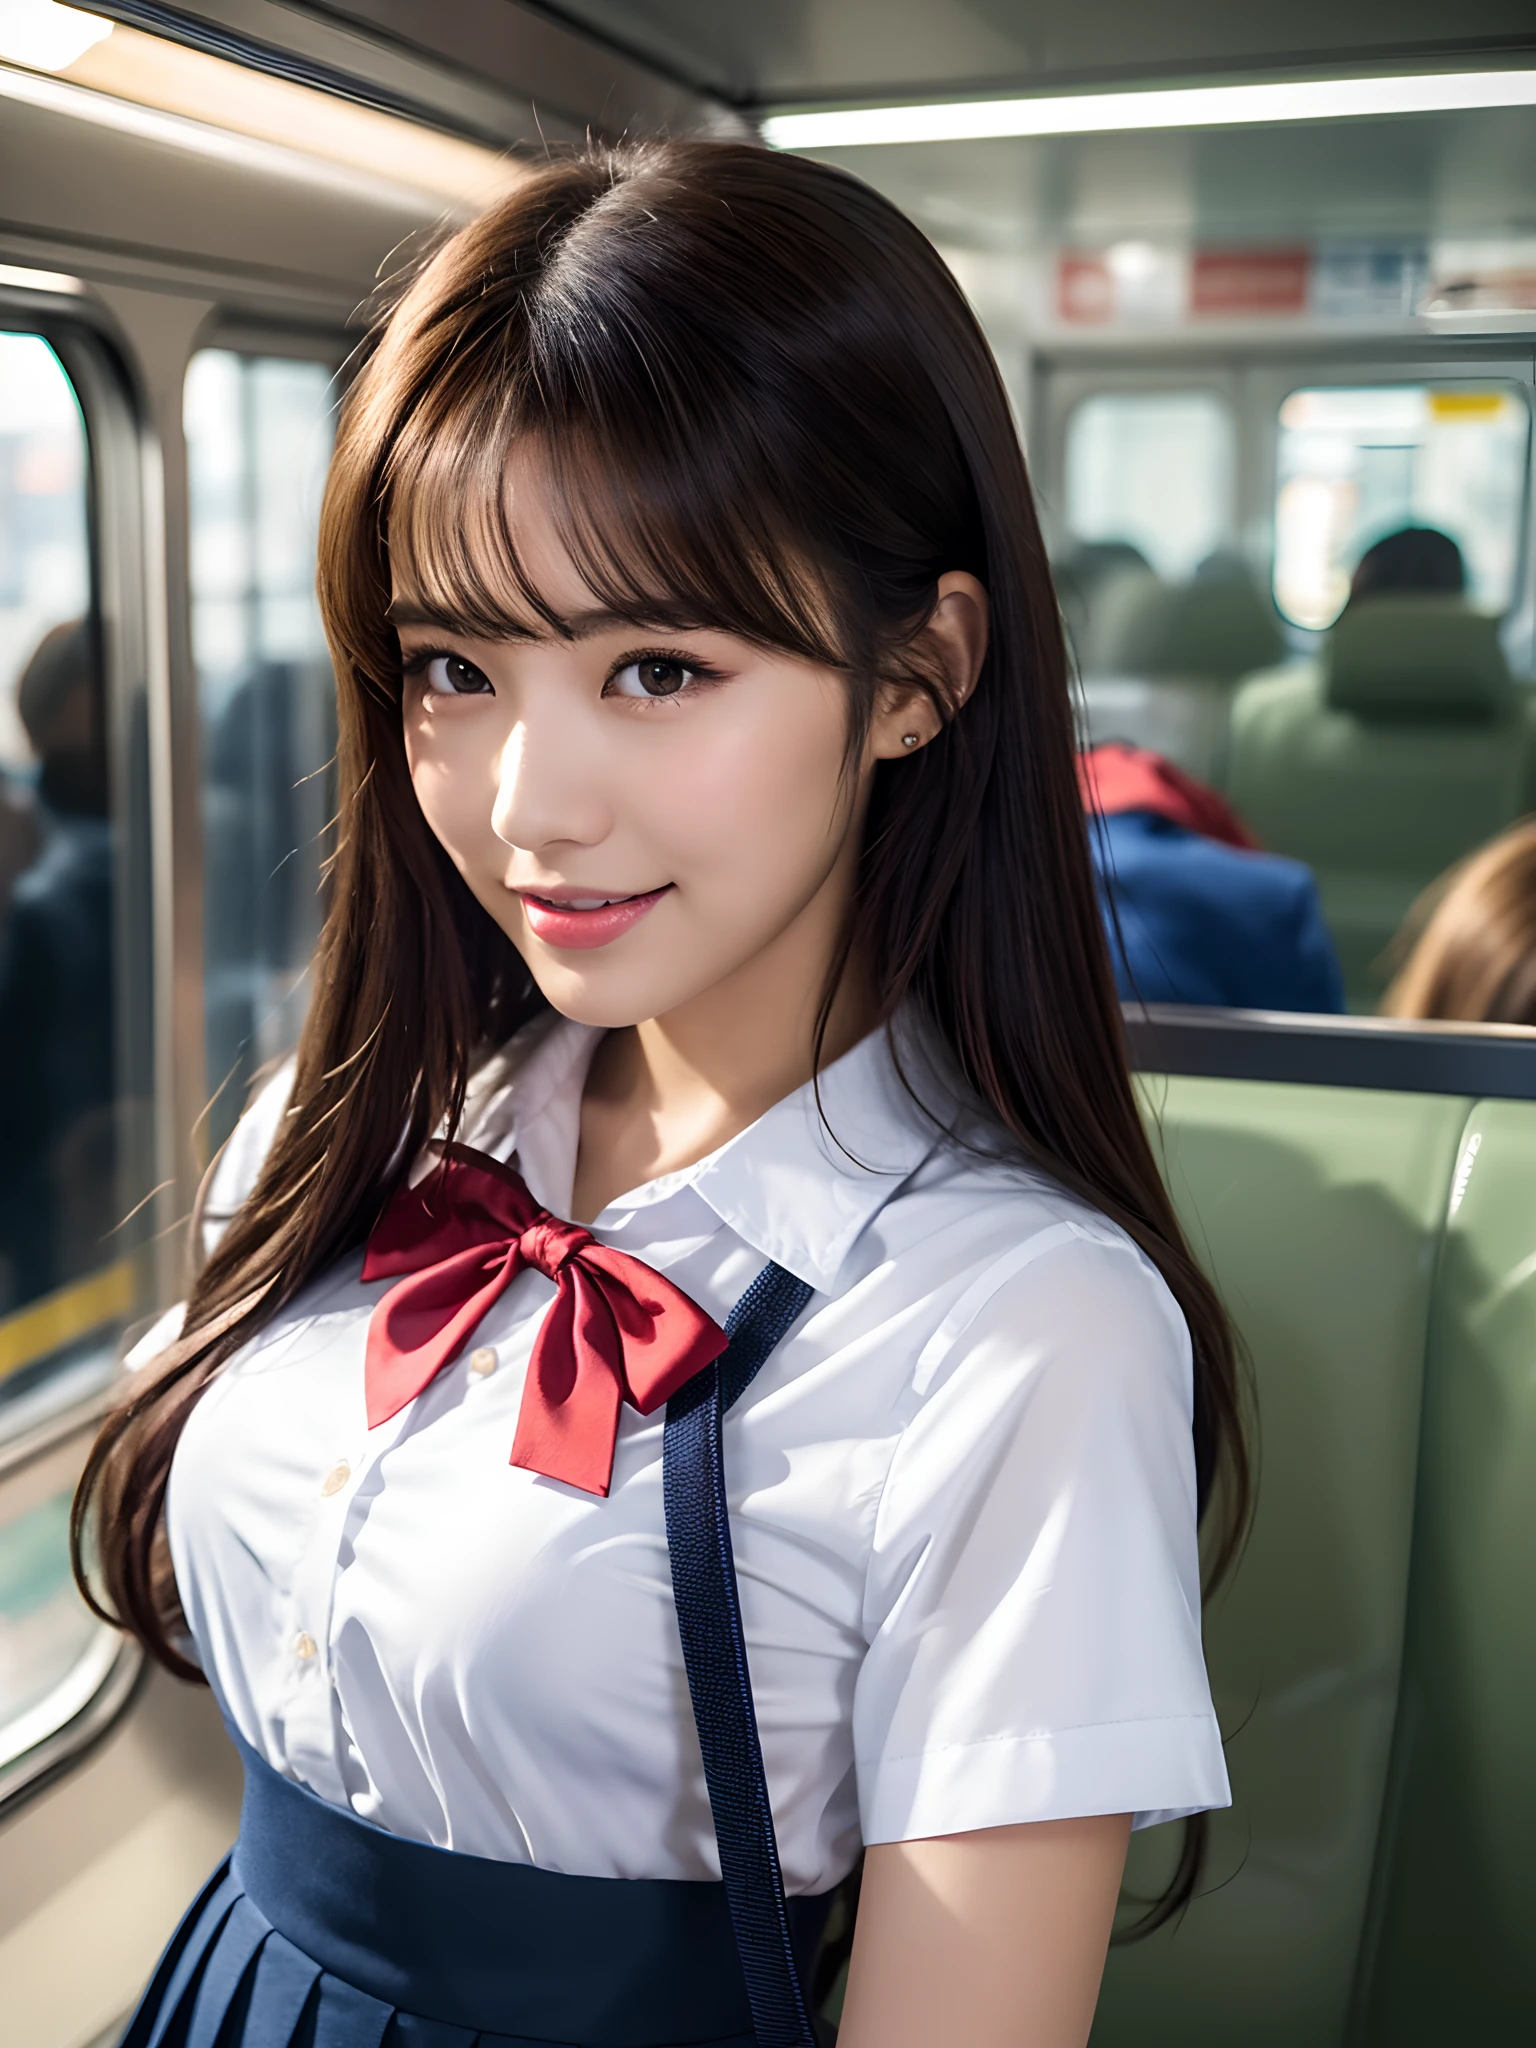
78 140 1248 2048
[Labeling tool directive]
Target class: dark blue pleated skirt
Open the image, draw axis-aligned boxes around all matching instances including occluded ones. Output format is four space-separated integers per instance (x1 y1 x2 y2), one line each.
121 1741 831 2048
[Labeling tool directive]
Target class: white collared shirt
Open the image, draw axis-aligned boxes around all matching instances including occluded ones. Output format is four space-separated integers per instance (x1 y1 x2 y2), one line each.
158 1015 1229 1892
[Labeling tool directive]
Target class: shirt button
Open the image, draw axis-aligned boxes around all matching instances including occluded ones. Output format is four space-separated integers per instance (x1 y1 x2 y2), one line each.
321 1460 351 1496
293 1632 317 1661
469 1346 497 1376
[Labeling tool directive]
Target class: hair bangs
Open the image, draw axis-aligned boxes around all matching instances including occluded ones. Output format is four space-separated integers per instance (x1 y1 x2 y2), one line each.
381 295 860 675
535 419 855 673
382 359 549 646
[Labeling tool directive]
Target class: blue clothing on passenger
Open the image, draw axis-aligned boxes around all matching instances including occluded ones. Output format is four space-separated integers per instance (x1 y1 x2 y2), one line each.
1091 808 1346 1013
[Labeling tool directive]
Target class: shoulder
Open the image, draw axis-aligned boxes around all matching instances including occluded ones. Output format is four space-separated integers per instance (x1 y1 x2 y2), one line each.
862 1153 1200 1611
198 1057 298 1259
870 1140 1192 1415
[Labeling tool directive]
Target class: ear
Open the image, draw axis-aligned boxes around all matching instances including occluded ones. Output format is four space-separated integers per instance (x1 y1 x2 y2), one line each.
868 571 990 761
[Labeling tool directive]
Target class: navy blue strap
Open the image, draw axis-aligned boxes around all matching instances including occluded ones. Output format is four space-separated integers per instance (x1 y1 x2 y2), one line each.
664 1263 818 2048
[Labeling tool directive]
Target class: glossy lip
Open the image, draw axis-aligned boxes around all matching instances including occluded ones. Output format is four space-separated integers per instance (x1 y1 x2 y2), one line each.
518 885 672 951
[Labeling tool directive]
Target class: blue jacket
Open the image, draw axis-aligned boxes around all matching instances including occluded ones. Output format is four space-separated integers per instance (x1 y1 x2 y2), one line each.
1091 808 1345 1013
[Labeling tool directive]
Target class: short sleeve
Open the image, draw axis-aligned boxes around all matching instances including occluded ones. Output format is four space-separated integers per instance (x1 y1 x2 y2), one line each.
854 1223 1229 1841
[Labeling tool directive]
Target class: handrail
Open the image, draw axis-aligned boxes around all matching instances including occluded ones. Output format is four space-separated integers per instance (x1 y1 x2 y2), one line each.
1125 1002 1536 1099
0 1636 143 1823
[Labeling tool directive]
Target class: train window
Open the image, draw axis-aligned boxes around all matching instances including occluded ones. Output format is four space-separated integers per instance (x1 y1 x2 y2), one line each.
185 349 338 1150
1273 384 1532 629
1064 390 1235 580
0 333 128 1390
0 330 132 1786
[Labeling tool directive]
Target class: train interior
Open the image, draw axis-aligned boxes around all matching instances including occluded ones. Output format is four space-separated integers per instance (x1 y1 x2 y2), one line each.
0 3 1534 2043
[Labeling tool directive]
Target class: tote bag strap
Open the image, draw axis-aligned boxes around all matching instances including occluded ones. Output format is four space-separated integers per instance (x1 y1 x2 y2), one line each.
664 1262 818 2048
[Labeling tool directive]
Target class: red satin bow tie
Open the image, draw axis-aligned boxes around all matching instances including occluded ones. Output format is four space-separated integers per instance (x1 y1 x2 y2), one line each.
361 1144 727 1496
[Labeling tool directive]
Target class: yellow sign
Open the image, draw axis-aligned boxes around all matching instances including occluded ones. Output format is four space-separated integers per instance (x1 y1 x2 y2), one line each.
0 1262 136 1381
1428 389 1513 420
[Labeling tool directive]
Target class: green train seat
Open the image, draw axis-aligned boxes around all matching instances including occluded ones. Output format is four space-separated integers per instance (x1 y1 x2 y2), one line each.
1077 568 1287 787
1358 1095 1536 2042
1226 599 1532 1005
1096 564 1287 688
1087 1063 1536 2047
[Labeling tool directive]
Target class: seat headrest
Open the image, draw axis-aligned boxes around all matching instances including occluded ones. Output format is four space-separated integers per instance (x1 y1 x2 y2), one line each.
1095 571 1285 684
1325 598 1514 720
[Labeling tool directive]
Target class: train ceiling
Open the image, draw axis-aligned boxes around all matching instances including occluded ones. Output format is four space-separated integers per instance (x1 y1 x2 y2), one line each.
523 0 1536 107
81 1 1536 249
92 1 1536 126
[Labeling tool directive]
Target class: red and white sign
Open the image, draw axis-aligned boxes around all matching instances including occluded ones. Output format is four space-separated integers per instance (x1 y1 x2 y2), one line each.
1191 248 1310 317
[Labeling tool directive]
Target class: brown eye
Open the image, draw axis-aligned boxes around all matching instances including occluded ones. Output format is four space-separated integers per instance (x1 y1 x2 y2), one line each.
421 653 493 696
609 657 696 699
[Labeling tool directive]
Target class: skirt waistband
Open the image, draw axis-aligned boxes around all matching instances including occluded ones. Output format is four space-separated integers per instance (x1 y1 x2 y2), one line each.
219 1740 828 2045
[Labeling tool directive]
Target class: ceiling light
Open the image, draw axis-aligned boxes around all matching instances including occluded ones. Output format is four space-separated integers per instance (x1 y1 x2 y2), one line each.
0 1 111 73
763 70 1536 150
1106 241 1159 283
0 260 83 293
0 19 520 209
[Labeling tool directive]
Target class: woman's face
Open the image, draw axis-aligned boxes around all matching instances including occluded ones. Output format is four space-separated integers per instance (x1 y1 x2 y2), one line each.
397 469 948 1032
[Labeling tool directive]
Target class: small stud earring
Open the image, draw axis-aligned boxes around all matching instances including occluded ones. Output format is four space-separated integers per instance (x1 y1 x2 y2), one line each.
901 733 920 748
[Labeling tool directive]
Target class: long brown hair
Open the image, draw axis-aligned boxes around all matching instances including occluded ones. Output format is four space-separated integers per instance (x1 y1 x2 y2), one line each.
1383 816 1536 1024
76 139 1249 1929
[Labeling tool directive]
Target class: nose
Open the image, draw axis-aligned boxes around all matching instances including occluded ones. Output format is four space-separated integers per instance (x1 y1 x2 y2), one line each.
490 697 611 855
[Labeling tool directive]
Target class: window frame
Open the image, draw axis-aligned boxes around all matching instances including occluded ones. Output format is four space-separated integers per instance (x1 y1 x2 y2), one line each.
1035 341 1536 678
183 322 348 1150
0 295 157 1437
0 1396 141 1822
1268 367 1535 635
0 307 349 1814
1033 361 1250 574
0 284 154 1812
1238 347 1536 667
1060 383 1241 583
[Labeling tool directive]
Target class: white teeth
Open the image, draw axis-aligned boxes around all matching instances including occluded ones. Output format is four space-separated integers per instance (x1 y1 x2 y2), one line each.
566 897 616 910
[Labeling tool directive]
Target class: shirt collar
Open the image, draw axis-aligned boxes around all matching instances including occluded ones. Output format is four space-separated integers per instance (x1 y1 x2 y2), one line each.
460 1010 957 1294
679 1022 948 1289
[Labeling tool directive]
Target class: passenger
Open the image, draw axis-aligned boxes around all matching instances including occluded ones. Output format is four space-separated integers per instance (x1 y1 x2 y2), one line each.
0 619 114 1309
80 143 1247 2048
1083 741 1346 1013
1382 817 1536 1024
1345 525 1466 610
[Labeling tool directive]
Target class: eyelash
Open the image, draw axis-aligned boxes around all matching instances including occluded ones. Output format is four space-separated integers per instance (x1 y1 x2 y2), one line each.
400 647 493 696
400 644 728 705
603 648 728 705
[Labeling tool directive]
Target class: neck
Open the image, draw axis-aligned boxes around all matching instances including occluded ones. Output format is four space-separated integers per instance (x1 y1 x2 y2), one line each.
569 893 878 1223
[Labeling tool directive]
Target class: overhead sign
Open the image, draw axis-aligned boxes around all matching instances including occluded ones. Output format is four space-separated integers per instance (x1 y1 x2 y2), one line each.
1190 249 1310 317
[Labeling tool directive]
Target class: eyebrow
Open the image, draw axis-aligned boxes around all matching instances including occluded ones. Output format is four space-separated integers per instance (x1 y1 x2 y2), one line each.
387 603 681 641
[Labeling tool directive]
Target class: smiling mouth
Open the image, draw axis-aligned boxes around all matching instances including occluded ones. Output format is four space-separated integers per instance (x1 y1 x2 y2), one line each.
517 885 672 951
